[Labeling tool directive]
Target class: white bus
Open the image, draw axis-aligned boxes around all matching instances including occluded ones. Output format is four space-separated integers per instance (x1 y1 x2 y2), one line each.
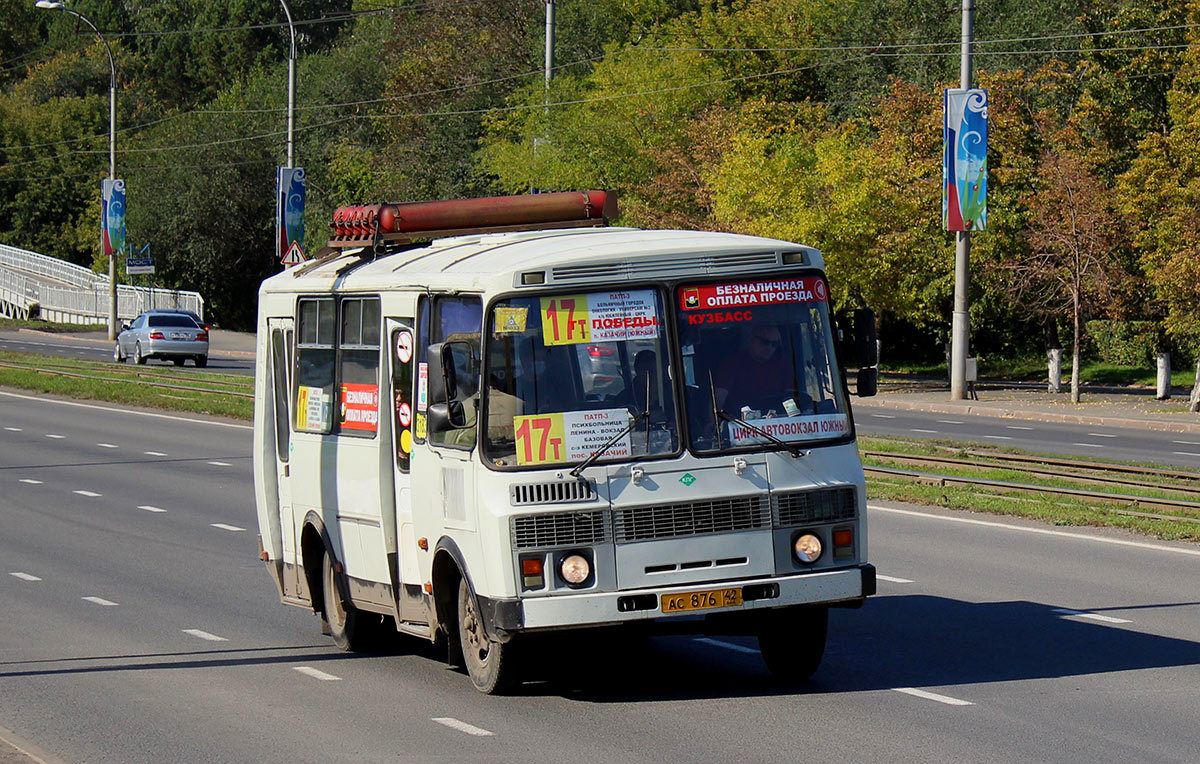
253 191 878 693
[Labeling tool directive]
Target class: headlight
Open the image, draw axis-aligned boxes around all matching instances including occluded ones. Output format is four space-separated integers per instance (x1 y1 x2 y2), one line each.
559 553 591 585
793 533 822 564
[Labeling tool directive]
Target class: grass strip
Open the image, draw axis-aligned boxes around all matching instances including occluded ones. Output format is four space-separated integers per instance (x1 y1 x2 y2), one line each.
0 318 108 333
0 351 251 391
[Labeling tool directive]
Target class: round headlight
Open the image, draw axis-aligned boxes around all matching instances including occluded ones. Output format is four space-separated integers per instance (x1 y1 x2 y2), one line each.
559 553 591 585
793 533 822 564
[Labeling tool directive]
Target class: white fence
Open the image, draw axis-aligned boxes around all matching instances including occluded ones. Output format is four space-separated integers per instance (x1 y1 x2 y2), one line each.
0 243 203 324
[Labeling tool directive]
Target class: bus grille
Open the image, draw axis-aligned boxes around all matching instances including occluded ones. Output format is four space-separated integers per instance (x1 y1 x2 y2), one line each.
773 486 857 527
614 496 770 543
510 479 594 506
512 511 609 550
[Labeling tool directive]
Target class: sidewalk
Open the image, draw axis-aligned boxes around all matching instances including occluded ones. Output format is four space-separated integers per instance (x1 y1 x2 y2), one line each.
859 379 1200 434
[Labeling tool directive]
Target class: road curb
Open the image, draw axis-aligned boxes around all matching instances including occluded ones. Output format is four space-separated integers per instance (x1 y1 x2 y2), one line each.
854 397 1200 434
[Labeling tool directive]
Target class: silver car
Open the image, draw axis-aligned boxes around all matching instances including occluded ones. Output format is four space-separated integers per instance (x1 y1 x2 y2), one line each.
114 310 209 367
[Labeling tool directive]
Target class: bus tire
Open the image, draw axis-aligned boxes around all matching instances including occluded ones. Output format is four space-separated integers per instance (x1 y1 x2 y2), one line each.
457 578 519 694
322 552 364 651
757 605 828 684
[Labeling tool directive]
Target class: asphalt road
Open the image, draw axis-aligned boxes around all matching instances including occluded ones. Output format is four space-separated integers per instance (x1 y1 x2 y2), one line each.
856 407 1200 469
1 389 1197 762
0 331 254 375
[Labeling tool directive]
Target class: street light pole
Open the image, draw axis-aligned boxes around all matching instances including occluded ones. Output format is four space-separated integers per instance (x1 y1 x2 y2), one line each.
279 0 296 168
35 0 119 340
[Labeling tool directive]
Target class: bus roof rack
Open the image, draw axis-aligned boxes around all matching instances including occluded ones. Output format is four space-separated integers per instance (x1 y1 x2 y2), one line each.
326 190 618 251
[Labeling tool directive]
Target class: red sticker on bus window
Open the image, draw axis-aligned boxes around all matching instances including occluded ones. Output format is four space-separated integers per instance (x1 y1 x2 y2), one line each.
397 401 412 428
340 383 379 432
679 279 828 310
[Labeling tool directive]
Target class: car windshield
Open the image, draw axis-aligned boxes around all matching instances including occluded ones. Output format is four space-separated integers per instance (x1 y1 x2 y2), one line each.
675 276 850 453
148 315 199 328
483 289 678 468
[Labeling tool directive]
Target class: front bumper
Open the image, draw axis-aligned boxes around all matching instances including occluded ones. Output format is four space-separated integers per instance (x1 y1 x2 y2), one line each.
483 564 874 640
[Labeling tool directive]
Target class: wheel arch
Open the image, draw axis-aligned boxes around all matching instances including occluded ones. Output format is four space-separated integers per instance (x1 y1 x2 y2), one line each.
300 511 335 616
431 536 472 639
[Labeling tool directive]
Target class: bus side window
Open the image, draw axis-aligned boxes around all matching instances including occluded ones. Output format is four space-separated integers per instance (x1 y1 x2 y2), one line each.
294 297 336 434
338 296 381 438
429 296 483 449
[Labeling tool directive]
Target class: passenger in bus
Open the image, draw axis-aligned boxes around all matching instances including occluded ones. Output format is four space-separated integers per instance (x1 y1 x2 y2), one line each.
714 325 799 415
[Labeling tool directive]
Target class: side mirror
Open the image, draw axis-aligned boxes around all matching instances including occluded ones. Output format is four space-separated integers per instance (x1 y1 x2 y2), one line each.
853 309 878 368
856 367 878 398
121 324 130 332
427 400 467 432
426 343 458 406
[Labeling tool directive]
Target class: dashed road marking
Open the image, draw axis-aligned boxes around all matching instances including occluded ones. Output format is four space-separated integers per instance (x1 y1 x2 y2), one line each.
1052 608 1131 624
182 629 228 642
1005 425 1033 430
936 420 963 425
1086 432 1117 438
871 414 896 419
45 434 65 439
911 429 938 434
1173 452 1200 458
695 637 759 655
144 451 167 456
207 461 232 466
432 718 494 737
138 505 167 513
983 435 1012 440
72 490 101 497
1072 443 1105 448
293 666 340 681
19 479 43 485
877 574 914 583
211 523 245 532
10 572 41 582
893 687 974 706
4 426 21 431
870 504 1200 557
96 443 118 448
1173 440 1200 446
82 596 118 606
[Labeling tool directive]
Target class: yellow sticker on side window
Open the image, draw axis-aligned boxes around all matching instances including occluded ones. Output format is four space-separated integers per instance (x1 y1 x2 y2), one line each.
494 306 528 334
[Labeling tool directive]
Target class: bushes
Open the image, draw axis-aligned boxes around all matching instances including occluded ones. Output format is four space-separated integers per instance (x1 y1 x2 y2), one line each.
1084 321 1163 366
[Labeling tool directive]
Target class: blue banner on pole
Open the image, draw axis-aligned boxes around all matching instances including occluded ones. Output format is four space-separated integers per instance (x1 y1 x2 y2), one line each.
101 178 126 257
276 167 306 262
943 89 988 232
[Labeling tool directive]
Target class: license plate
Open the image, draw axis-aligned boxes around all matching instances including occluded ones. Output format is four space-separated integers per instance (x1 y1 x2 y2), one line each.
170 332 187 340
661 586 742 613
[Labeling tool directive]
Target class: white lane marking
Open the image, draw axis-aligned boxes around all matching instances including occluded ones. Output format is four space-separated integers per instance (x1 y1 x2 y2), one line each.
138 505 167 513
911 429 938 434
871 414 896 419
1072 443 1105 448
1005 425 1034 430
207 461 232 466
869 504 1200 557
0 390 252 431
1173 452 1200 458
10 572 41 582
96 443 118 448
1172 440 1200 446
4 426 21 431
211 523 245 532
936 420 964 425
182 628 228 642
1052 608 1131 624
293 666 341 681
19 479 43 485
983 435 1012 440
45 434 65 439
1087 433 1117 438
877 575 914 584
144 451 167 456
695 637 759 655
432 718 494 737
82 596 118 606
72 490 101 497
893 687 974 706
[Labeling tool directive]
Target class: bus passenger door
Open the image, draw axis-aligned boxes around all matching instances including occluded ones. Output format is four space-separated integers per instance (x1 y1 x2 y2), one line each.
266 317 299 596
386 318 420 619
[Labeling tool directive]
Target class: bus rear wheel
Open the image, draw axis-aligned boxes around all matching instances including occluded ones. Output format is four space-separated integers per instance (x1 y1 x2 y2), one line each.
322 553 364 651
457 578 519 694
757 605 828 684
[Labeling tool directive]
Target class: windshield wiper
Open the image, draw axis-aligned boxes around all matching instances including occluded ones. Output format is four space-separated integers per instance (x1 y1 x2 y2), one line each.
713 408 807 458
568 409 650 478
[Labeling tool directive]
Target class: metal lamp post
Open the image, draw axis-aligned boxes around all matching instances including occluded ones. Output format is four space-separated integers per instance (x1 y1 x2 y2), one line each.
279 0 295 168
36 0 119 340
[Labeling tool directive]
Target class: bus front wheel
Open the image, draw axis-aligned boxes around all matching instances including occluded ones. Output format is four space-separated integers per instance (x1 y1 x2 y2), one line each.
457 578 519 694
757 605 828 684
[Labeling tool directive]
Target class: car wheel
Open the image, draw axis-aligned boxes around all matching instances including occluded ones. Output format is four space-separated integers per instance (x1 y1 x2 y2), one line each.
113 343 123 363
457 578 520 694
134 342 147 365
194 355 208 368
757 605 828 684
172 358 185 366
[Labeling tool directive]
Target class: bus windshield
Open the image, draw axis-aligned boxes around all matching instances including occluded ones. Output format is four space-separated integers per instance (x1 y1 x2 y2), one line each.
483 289 678 468
674 276 850 453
